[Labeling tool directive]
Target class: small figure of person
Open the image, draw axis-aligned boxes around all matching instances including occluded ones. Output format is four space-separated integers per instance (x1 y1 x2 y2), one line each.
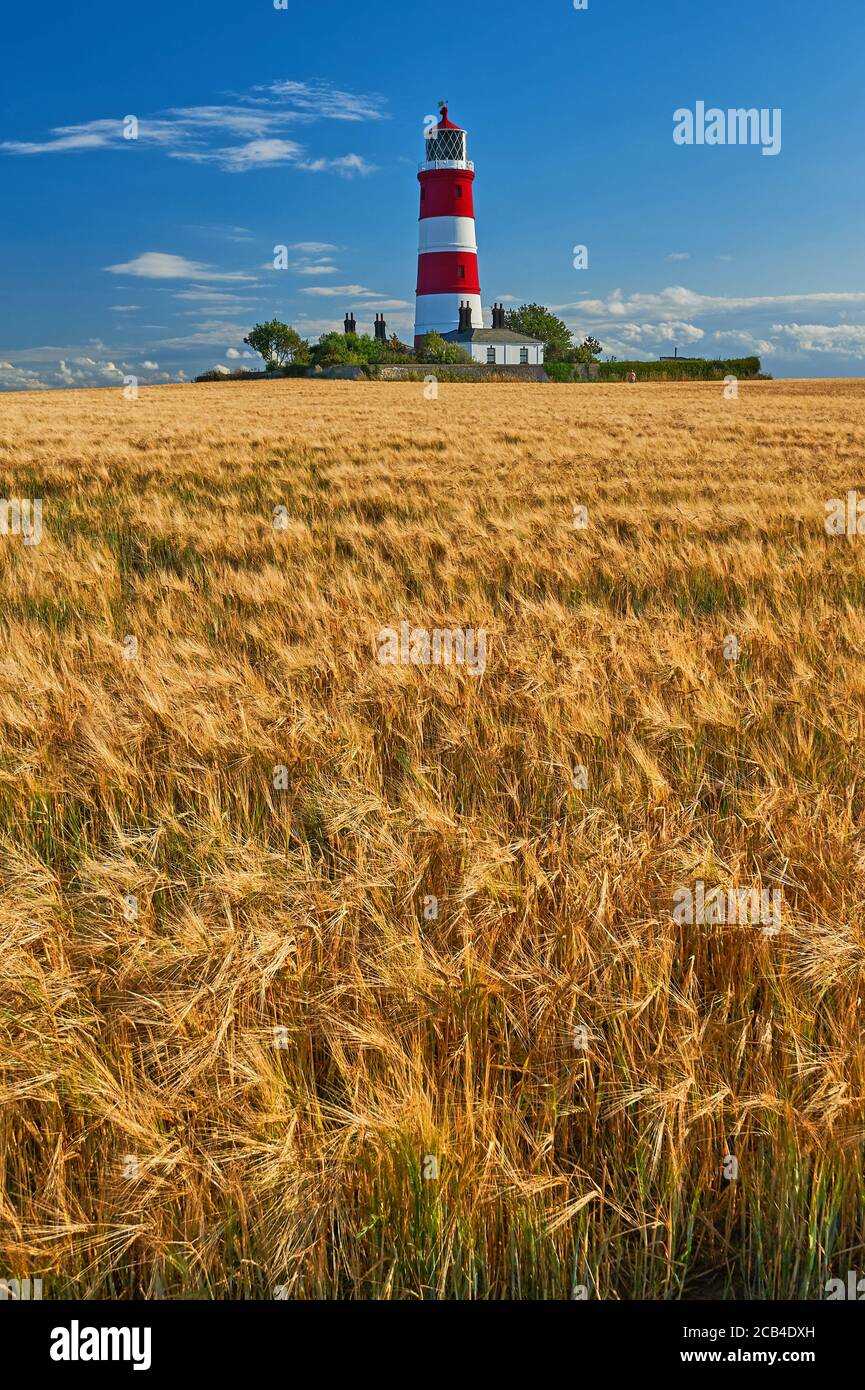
627 370 637 383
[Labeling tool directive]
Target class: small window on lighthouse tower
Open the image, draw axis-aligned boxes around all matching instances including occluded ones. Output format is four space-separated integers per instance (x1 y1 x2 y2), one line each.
455 184 463 198
458 264 466 279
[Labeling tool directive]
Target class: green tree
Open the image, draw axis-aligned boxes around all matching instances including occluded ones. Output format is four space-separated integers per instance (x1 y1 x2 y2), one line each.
504 304 573 362
573 335 603 366
243 320 309 370
311 331 382 367
384 333 414 361
416 332 473 365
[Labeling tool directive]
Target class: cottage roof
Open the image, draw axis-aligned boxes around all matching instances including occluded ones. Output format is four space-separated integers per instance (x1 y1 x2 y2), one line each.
442 328 544 346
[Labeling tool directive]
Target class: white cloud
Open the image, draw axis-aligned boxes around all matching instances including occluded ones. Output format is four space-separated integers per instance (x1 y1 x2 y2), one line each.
0 363 49 389
189 223 256 242
110 304 140 312
554 284 865 367
558 286 865 321
225 347 241 359
712 330 776 355
666 253 690 262
299 153 376 177
0 340 111 363
156 320 251 348
176 308 252 318
300 284 379 298
140 360 159 370
68 356 124 379
771 323 865 357
163 107 276 137
588 339 657 362
173 286 260 306
298 286 412 312
1 81 384 176
609 320 705 345
254 81 386 123
212 364 231 374
265 251 342 276
183 138 303 172
0 126 121 155
287 241 338 254
0 354 142 390
105 252 255 281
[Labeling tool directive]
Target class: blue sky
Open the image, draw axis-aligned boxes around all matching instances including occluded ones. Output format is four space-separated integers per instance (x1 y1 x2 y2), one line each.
1 0 863 388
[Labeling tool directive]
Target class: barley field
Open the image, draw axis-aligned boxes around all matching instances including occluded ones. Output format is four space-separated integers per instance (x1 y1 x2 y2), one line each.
1 378 864 1300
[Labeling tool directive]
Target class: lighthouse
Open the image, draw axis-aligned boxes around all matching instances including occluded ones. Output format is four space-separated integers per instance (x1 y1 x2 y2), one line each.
414 105 483 347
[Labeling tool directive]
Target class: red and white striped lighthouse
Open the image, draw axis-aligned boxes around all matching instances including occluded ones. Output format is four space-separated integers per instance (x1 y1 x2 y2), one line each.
414 105 483 347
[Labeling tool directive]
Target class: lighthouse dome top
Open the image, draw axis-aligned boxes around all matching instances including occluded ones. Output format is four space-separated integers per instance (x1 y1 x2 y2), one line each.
435 105 463 131
424 107 470 169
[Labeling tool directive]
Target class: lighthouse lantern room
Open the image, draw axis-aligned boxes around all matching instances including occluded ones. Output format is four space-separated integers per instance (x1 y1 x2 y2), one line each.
414 105 484 347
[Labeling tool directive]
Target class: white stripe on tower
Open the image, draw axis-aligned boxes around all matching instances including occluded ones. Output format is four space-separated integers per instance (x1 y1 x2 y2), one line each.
417 216 478 255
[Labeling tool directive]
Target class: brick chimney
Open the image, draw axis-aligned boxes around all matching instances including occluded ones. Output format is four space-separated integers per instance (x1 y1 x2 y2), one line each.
344 312 356 335
374 313 387 343
458 300 473 332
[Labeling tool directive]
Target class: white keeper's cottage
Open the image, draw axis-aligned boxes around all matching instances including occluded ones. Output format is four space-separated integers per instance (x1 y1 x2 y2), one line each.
442 301 545 366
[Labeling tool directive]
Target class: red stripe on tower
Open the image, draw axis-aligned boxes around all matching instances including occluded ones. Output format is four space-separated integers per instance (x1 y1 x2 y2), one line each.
416 252 481 296
415 106 483 347
418 169 476 220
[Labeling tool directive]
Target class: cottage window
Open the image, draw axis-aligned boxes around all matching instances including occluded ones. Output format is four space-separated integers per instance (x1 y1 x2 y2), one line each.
487 347 496 364
520 348 529 364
